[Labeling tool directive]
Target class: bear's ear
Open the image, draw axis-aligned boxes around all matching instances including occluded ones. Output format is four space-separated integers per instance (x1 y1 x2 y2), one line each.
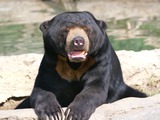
97 20 108 31
39 20 51 33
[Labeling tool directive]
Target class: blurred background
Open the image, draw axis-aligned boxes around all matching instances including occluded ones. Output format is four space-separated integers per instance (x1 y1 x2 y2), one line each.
0 0 160 56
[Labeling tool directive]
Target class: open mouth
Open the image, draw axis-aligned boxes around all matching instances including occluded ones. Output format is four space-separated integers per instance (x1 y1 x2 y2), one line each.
67 50 88 62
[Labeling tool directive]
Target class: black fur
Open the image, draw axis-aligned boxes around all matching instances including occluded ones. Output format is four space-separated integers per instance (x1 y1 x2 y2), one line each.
16 11 147 120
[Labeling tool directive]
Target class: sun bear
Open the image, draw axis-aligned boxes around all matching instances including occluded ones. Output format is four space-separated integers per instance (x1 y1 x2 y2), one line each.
16 11 147 120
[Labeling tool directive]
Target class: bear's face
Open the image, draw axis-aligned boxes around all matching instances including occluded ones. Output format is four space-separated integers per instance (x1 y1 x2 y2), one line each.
40 12 107 62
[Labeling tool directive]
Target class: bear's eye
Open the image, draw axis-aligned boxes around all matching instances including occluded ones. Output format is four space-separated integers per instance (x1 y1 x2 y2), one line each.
60 28 69 39
83 27 88 31
60 27 69 34
63 28 69 34
83 27 91 33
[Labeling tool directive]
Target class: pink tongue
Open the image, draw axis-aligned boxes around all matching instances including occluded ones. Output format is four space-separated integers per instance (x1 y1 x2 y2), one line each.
72 51 84 56
68 51 87 59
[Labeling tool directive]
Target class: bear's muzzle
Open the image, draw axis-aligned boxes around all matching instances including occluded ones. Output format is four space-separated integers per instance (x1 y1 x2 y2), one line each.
66 27 89 62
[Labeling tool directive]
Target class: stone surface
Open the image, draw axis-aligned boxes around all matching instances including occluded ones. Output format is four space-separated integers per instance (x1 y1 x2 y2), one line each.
1 0 160 25
90 94 160 120
0 94 160 120
0 54 42 103
117 49 160 94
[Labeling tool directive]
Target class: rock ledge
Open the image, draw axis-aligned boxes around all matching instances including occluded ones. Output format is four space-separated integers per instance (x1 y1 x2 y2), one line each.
0 94 160 120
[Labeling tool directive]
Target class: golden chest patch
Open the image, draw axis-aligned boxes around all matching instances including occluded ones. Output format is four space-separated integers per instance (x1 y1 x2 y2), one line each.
55 55 95 82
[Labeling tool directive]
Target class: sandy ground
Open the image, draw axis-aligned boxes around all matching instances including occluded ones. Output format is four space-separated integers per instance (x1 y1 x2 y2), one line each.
0 50 160 109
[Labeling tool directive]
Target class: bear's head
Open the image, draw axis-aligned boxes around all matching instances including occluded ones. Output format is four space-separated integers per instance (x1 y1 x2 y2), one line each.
40 11 107 63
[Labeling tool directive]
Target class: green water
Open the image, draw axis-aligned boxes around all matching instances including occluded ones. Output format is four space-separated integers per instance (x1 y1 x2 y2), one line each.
0 18 160 56
109 37 154 51
107 17 160 51
0 24 43 56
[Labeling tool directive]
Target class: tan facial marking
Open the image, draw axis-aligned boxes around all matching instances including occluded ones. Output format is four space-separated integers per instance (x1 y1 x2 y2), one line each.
66 27 90 52
55 55 95 82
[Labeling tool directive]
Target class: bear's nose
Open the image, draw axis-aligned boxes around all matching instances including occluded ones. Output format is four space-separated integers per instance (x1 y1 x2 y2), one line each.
72 36 85 48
